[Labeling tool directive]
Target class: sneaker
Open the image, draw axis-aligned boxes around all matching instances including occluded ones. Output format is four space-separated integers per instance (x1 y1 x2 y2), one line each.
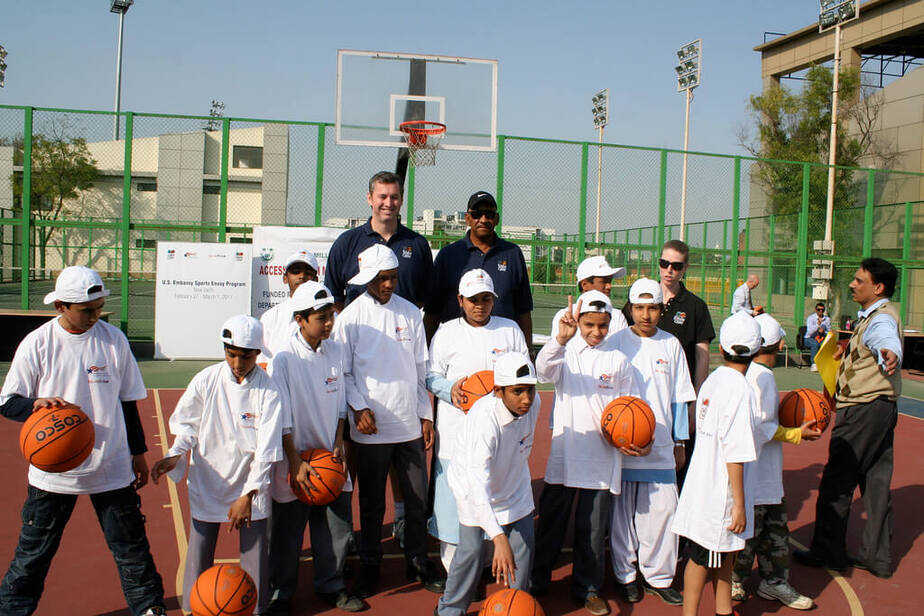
583 594 610 615
756 580 813 610
392 517 406 550
618 580 641 603
643 584 683 606
140 608 167 616
810 364 818 372
731 578 747 602
407 558 446 594
318 589 367 612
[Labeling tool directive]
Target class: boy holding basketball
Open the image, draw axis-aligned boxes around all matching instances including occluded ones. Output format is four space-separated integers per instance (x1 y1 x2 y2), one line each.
730 313 820 609
671 312 762 616
426 269 529 571
436 352 541 616
151 315 285 616
608 278 696 606
265 281 364 613
532 291 638 616
0 266 167 616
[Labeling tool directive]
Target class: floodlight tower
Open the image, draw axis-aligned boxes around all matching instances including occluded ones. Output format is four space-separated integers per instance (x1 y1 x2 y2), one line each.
0 45 7 88
591 89 608 243
675 40 701 242
110 0 134 140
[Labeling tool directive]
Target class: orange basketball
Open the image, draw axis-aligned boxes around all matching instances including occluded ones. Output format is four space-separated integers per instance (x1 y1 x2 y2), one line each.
288 448 346 506
600 396 656 449
779 388 832 433
189 564 257 616
19 403 94 473
479 588 545 616
459 370 495 412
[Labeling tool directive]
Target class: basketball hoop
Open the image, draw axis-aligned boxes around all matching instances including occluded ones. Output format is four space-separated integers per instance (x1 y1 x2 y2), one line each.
399 121 446 167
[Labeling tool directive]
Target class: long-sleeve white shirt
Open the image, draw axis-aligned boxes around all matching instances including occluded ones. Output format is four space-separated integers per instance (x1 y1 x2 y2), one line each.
731 283 753 315
259 298 298 360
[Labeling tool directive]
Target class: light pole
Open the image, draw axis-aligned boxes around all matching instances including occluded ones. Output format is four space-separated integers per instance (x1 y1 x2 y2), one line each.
110 0 134 140
591 89 608 243
675 39 701 242
0 45 7 89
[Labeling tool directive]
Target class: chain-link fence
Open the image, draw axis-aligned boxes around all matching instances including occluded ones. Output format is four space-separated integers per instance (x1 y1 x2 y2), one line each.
1 104 923 343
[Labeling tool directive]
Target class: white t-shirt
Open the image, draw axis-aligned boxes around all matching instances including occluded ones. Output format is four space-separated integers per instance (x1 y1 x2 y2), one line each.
672 365 759 551
259 298 298 360
536 335 636 492
612 328 696 471
268 334 352 502
746 362 784 506
550 306 628 346
448 394 540 539
428 316 528 461
1 318 147 495
333 292 431 444
167 363 285 522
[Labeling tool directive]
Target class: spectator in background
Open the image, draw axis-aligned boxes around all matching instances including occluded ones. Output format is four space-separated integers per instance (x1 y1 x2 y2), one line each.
731 274 763 316
804 303 830 370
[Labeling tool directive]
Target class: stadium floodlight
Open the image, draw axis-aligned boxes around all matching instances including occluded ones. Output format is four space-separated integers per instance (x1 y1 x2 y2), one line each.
110 0 133 140
0 45 7 89
590 88 609 243
675 39 702 241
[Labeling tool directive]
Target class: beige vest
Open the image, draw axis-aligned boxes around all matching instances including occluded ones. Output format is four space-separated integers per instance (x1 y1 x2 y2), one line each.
835 301 903 408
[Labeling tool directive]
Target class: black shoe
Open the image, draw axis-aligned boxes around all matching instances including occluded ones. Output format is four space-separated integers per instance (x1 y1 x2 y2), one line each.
847 555 892 579
407 558 446 594
619 580 642 603
265 600 291 616
353 565 380 599
792 549 849 572
643 583 683 606
318 589 366 612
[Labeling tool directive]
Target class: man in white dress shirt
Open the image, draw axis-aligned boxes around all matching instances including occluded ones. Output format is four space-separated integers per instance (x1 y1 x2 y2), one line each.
731 274 762 316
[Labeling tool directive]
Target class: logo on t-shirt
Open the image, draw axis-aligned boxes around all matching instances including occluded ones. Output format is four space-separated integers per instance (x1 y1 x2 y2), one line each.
402 246 413 259
240 411 258 428
394 326 412 343
491 347 507 355
324 375 340 393
654 357 670 375
497 260 507 272
673 311 687 325
86 365 111 384
698 398 709 423
597 373 614 390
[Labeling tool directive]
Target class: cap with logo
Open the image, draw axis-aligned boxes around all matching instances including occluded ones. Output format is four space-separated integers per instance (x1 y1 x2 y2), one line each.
284 249 319 273
719 311 763 357
458 268 497 298
576 289 613 315
43 266 111 305
290 281 335 312
493 352 538 386
467 191 497 211
347 244 400 286
754 313 786 347
220 314 264 351
576 255 626 282
629 277 663 305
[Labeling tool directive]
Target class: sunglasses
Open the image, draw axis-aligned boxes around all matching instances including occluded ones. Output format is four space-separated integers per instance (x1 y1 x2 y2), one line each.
658 259 685 271
816 308 825 312
468 208 498 220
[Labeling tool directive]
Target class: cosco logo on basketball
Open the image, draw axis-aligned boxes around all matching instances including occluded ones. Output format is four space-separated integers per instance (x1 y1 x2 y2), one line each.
34 413 87 442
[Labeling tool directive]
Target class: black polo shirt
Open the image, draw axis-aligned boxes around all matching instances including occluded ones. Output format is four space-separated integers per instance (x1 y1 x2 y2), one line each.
323 218 434 307
425 231 533 322
622 282 714 377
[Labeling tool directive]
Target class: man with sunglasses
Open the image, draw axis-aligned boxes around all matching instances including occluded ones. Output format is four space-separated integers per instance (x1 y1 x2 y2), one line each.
804 303 830 370
424 191 533 346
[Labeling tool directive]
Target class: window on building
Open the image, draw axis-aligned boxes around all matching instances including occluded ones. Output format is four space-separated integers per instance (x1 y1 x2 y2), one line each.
232 145 263 169
136 182 157 192
203 184 221 195
135 238 157 249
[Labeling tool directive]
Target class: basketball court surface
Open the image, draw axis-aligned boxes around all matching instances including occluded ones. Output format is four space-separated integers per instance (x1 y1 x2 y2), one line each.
0 389 921 615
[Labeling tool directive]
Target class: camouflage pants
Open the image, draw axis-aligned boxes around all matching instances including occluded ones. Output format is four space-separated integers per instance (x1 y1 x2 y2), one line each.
733 501 790 583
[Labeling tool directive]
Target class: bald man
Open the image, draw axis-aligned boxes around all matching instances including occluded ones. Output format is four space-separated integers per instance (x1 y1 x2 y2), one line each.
731 275 762 316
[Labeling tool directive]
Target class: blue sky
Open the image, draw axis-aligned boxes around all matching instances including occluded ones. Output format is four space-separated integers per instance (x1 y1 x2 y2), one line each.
0 1 821 156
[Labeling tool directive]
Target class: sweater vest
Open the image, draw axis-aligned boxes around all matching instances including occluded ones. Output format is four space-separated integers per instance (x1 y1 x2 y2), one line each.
835 301 902 408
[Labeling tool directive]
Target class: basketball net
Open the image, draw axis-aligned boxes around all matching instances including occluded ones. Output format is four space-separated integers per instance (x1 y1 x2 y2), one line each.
400 121 446 167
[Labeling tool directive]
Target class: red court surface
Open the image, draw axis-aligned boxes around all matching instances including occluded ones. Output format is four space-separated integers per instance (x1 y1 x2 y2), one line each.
0 390 921 615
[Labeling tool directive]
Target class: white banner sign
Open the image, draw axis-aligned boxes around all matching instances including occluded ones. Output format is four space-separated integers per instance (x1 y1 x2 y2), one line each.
154 242 253 359
251 226 345 317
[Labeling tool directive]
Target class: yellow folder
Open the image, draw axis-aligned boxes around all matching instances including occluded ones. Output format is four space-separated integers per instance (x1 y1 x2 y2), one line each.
814 331 841 396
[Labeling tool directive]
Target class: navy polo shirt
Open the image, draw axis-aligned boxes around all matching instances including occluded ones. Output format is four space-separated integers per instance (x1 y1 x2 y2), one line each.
425 231 533 322
323 218 434 308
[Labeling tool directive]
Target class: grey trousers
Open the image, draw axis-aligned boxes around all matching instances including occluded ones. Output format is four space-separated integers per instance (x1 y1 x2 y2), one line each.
437 515 534 616
268 491 352 602
183 517 269 615
531 483 610 599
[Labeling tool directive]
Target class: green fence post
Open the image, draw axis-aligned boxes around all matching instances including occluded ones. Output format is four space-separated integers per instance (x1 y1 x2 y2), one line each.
19 107 33 310
119 112 133 333
314 124 325 226
219 117 230 242
637 228 643 277
863 170 875 257
901 201 912 327
406 164 416 226
767 215 775 314
657 150 667 252
496 135 505 222
720 220 728 315
729 156 741 292
530 231 536 283
743 218 751 273
701 221 708 302
793 163 811 331
578 142 588 262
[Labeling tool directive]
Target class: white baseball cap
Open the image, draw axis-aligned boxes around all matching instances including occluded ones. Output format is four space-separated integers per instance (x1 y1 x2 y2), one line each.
43 266 111 305
754 313 786 347
719 312 763 357
458 268 497 298
494 352 538 386
629 277 663 305
290 281 335 312
576 289 613 315
220 314 264 351
576 256 626 282
348 244 399 286
284 249 319 273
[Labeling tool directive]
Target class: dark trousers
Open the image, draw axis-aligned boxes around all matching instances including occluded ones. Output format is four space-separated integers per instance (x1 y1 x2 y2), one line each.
354 438 429 566
0 485 165 616
810 397 897 571
531 483 610 600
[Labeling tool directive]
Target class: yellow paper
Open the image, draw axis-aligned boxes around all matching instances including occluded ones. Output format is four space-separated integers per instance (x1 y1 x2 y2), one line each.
814 331 841 396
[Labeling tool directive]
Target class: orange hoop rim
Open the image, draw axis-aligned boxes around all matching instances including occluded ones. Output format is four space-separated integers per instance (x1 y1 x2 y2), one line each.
399 120 447 136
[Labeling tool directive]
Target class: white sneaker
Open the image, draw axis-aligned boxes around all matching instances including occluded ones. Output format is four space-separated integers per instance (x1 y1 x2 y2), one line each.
731 578 746 601
810 364 818 372
756 580 813 610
